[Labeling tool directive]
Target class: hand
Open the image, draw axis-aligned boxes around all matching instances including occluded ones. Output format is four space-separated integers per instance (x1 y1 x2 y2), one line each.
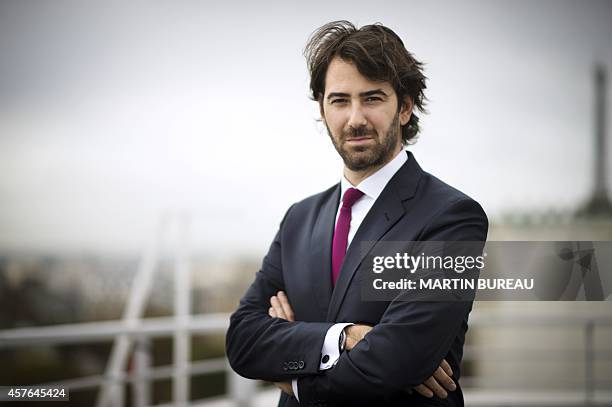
413 359 456 399
343 324 372 350
268 291 295 321
343 324 457 399
273 381 294 396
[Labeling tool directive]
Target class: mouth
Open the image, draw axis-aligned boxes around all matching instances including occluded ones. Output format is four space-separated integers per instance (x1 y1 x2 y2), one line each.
345 137 374 145
345 137 374 148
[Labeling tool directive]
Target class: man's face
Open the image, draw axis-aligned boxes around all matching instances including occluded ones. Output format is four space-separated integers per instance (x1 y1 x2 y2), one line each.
321 57 412 172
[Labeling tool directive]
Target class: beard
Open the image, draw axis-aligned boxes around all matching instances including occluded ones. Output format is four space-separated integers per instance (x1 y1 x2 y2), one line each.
327 113 401 172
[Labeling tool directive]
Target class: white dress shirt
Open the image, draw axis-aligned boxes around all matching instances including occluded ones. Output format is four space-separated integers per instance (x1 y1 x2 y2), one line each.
292 150 408 401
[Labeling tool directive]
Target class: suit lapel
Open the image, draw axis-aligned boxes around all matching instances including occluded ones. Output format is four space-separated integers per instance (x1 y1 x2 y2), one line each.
326 151 423 321
309 184 340 319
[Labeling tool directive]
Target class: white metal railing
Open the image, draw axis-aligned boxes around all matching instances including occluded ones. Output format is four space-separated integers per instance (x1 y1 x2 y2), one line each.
0 313 245 406
1 310 612 406
0 314 229 348
464 311 612 406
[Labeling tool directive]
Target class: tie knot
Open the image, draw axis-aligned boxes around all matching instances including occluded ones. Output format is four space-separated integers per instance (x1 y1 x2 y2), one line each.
342 188 364 209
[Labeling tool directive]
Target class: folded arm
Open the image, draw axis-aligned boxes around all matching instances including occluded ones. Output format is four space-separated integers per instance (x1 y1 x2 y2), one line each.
296 198 488 404
225 207 335 382
268 292 457 400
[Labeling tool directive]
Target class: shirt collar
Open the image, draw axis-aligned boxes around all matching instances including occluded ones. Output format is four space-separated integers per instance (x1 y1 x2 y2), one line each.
340 150 408 201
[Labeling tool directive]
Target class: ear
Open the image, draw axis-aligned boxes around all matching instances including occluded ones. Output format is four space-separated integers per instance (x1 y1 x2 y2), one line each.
399 96 413 126
319 99 326 123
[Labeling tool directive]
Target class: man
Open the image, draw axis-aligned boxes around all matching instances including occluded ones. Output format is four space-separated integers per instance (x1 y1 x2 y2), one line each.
226 20 488 406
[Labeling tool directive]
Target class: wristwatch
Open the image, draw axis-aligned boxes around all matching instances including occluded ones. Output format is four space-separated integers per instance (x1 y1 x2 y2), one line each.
338 328 347 353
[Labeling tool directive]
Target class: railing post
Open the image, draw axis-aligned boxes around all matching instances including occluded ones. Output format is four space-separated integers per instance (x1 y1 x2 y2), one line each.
96 216 164 407
585 320 595 405
174 213 191 406
106 371 125 407
228 369 256 407
132 336 152 407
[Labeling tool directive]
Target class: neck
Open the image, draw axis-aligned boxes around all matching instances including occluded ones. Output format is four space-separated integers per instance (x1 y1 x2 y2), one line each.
344 145 403 186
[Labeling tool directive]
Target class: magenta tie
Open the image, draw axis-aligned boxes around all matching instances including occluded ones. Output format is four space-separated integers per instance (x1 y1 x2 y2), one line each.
332 188 364 286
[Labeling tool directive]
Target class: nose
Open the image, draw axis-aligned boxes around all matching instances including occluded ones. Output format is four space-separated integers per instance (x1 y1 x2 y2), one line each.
347 103 368 130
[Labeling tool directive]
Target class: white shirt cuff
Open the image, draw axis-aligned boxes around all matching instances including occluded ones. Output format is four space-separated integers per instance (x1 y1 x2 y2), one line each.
291 379 299 402
319 322 354 370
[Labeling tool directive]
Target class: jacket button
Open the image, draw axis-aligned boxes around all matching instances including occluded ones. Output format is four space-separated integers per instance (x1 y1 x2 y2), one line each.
321 354 330 364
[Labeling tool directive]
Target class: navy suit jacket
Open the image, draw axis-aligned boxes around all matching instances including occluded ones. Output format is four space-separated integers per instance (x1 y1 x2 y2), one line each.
226 151 488 406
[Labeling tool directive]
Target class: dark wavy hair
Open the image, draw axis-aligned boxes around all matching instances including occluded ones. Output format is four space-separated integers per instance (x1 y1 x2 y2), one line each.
304 20 427 144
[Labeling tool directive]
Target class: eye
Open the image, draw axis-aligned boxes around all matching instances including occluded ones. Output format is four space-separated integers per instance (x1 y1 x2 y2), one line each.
365 96 382 102
330 99 348 105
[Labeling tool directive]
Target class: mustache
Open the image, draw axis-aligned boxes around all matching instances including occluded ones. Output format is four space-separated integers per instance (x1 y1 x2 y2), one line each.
343 126 376 139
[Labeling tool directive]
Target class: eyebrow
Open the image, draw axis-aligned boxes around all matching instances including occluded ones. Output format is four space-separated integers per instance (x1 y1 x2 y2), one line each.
326 89 389 100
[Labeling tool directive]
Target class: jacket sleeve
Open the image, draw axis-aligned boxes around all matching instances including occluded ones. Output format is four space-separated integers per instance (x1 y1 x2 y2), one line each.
225 205 334 382
296 198 488 405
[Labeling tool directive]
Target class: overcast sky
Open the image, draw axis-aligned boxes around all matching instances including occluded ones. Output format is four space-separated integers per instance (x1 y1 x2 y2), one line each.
1 0 611 256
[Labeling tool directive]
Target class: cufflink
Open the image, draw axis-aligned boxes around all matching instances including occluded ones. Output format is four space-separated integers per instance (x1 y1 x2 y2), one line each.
321 354 330 364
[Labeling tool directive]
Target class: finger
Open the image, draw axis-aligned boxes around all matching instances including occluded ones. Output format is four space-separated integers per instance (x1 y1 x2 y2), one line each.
273 382 286 393
277 291 295 321
270 296 284 319
424 376 448 399
269 307 278 318
433 366 456 391
440 358 453 377
270 296 287 320
413 384 433 398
